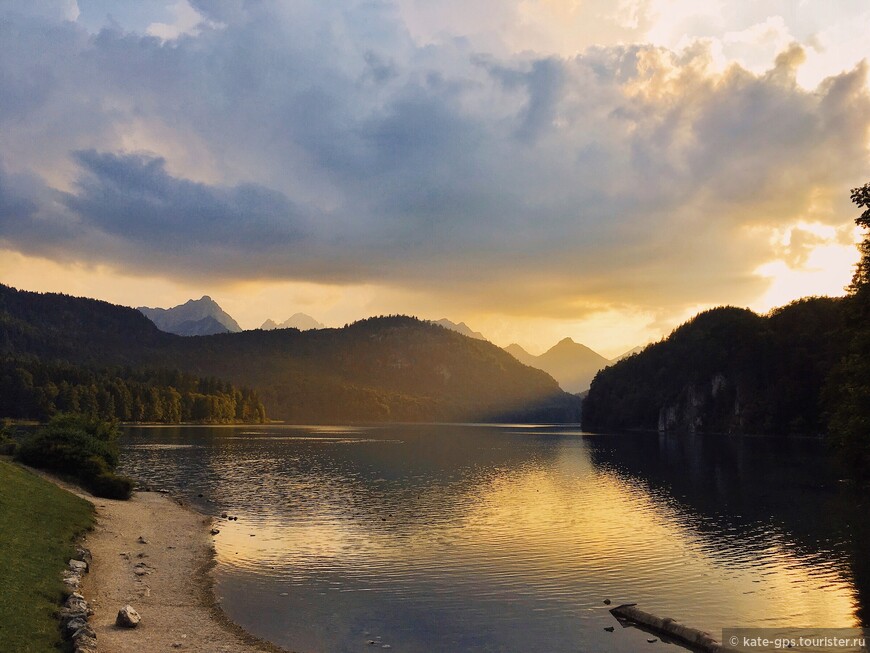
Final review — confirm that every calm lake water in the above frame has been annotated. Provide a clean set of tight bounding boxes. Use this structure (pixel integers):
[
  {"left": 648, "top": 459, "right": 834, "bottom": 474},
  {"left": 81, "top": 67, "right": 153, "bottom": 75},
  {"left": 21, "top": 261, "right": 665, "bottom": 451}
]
[{"left": 119, "top": 425, "right": 869, "bottom": 653}]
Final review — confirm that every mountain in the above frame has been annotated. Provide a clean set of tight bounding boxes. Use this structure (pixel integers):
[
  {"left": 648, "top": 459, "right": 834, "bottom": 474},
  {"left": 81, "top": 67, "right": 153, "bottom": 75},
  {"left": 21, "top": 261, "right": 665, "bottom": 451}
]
[
  {"left": 261, "top": 313, "right": 324, "bottom": 331},
  {"left": 582, "top": 300, "right": 849, "bottom": 435},
  {"left": 0, "top": 284, "right": 580, "bottom": 424},
  {"left": 138, "top": 296, "right": 242, "bottom": 336},
  {"left": 615, "top": 345, "right": 645, "bottom": 360},
  {"left": 433, "top": 319, "right": 487, "bottom": 340},
  {"left": 503, "top": 338, "right": 611, "bottom": 394},
  {"left": 172, "top": 316, "right": 234, "bottom": 336},
  {"left": 504, "top": 343, "right": 537, "bottom": 367}
]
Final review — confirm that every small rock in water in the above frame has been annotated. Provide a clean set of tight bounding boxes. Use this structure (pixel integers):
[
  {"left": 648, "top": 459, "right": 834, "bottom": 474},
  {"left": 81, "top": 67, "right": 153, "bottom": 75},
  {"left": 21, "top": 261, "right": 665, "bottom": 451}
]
[
  {"left": 367, "top": 641, "right": 376, "bottom": 646},
  {"left": 604, "top": 626, "right": 614, "bottom": 632},
  {"left": 603, "top": 599, "right": 611, "bottom": 605},
  {"left": 279, "top": 592, "right": 289, "bottom": 597},
  {"left": 210, "top": 528, "right": 221, "bottom": 535},
  {"left": 647, "top": 638, "right": 658, "bottom": 643},
  {"left": 116, "top": 605, "right": 141, "bottom": 628},
  {"left": 221, "top": 512, "right": 228, "bottom": 518}
]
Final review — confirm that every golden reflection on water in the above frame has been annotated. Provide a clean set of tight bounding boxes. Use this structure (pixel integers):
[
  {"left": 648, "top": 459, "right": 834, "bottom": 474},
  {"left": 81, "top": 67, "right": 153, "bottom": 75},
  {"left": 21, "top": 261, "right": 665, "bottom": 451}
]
[{"left": 214, "top": 436, "right": 860, "bottom": 636}]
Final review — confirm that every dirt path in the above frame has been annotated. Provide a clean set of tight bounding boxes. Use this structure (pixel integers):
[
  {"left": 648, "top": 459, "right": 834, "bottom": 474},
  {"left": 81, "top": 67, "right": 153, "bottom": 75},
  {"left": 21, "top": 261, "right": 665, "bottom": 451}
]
[{"left": 75, "top": 489, "right": 289, "bottom": 653}]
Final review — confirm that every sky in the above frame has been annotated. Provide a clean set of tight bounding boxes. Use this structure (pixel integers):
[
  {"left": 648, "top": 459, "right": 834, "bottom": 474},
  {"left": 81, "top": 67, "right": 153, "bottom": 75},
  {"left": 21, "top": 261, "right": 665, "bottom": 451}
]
[{"left": 0, "top": 1, "right": 868, "bottom": 357}]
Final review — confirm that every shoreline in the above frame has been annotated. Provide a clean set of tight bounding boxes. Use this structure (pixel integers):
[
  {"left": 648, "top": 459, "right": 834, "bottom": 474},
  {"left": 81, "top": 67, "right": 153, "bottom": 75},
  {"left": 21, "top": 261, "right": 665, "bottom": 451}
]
[{"left": 38, "top": 471, "right": 290, "bottom": 653}]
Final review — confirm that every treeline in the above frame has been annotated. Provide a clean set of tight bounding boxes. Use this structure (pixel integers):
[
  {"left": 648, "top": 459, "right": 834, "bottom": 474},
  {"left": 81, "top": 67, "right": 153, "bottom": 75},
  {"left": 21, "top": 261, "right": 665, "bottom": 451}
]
[{"left": 0, "top": 359, "right": 266, "bottom": 424}]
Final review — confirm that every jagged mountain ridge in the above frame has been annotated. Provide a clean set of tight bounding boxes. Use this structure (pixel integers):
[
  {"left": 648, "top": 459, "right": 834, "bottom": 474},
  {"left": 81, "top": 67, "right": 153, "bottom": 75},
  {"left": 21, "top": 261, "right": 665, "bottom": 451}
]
[
  {"left": 432, "top": 319, "right": 487, "bottom": 340},
  {"left": 138, "top": 296, "right": 242, "bottom": 336}
]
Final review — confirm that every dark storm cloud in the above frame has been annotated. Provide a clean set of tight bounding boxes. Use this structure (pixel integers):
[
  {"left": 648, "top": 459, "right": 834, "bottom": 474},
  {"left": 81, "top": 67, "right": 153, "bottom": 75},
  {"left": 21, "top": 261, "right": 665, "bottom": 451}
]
[
  {"left": 0, "top": 0, "right": 868, "bottom": 313},
  {"left": 65, "top": 150, "right": 310, "bottom": 252}
]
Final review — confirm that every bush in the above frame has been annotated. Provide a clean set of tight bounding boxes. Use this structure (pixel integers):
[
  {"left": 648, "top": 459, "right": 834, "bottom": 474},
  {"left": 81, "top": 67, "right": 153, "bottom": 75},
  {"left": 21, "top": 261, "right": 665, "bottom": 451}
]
[
  {"left": 0, "top": 421, "right": 17, "bottom": 455},
  {"left": 87, "top": 471, "right": 134, "bottom": 500},
  {"left": 16, "top": 414, "right": 134, "bottom": 500}
]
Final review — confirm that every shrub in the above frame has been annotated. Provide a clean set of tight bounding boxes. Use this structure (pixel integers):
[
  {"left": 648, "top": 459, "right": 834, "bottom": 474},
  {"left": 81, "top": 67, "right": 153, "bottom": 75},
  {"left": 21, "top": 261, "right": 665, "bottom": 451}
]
[
  {"left": 0, "top": 424, "right": 17, "bottom": 456},
  {"left": 87, "top": 471, "right": 134, "bottom": 500},
  {"left": 16, "top": 414, "right": 134, "bottom": 500}
]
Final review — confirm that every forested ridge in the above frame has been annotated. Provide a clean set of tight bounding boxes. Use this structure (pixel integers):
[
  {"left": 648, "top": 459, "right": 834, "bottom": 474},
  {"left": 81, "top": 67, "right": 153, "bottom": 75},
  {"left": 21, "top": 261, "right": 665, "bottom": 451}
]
[
  {"left": 582, "top": 298, "right": 847, "bottom": 435},
  {"left": 583, "top": 182, "right": 870, "bottom": 474},
  {"left": 0, "top": 285, "right": 580, "bottom": 423}
]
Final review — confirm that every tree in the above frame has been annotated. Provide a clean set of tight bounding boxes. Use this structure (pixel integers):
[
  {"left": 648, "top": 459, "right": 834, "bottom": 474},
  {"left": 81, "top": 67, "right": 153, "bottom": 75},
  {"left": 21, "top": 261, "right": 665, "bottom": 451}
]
[
  {"left": 827, "top": 182, "right": 870, "bottom": 477},
  {"left": 849, "top": 182, "right": 870, "bottom": 294}
]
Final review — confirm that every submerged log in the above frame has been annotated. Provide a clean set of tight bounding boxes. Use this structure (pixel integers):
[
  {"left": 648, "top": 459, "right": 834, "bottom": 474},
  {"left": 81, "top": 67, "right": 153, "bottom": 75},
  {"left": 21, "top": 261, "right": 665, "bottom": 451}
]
[{"left": 609, "top": 604, "right": 737, "bottom": 652}]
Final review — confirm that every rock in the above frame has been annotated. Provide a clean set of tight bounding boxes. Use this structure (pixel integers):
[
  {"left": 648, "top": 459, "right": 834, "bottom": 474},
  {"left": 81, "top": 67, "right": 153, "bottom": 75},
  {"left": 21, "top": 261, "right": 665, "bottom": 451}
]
[
  {"left": 116, "top": 605, "right": 141, "bottom": 628},
  {"left": 75, "top": 547, "right": 93, "bottom": 564},
  {"left": 72, "top": 624, "right": 97, "bottom": 641},
  {"left": 648, "top": 638, "right": 658, "bottom": 643},
  {"left": 221, "top": 512, "right": 228, "bottom": 518},
  {"left": 62, "top": 570, "right": 82, "bottom": 591},
  {"left": 137, "top": 536, "right": 148, "bottom": 544},
  {"left": 63, "top": 617, "right": 88, "bottom": 636},
  {"left": 69, "top": 559, "right": 89, "bottom": 573},
  {"left": 210, "top": 528, "right": 221, "bottom": 535},
  {"left": 604, "top": 626, "right": 615, "bottom": 632},
  {"left": 74, "top": 634, "right": 98, "bottom": 652},
  {"left": 603, "top": 598, "right": 611, "bottom": 605}
]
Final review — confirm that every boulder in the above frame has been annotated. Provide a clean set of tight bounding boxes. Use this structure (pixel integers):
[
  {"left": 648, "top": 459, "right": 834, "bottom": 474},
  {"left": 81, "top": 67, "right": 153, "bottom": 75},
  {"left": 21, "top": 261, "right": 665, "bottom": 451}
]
[
  {"left": 74, "top": 634, "right": 98, "bottom": 653},
  {"left": 69, "top": 559, "right": 89, "bottom": 573},
  {"left": 75, "top": 547, "right": 93, "bottom": 564},
  {"left": 116, "top": 605, "right": 141, "bottom": 628}
]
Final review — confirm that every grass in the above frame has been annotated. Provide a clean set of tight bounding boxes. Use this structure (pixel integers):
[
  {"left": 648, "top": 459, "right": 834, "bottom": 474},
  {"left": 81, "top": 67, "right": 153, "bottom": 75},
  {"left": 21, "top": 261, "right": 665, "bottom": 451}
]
[{"left": 0, "top": 459, "right": 93, "bottom": 652}]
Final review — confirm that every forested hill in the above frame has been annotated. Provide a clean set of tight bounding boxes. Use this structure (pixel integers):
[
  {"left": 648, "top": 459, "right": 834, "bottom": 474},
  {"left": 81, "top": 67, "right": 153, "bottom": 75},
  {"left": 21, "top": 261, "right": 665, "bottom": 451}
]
[
  {"left": 0, "top": 284, "right": 580, "bottom": 423},
  {"left": 581, "top": 298, "right": 848, "bottom": 435}
]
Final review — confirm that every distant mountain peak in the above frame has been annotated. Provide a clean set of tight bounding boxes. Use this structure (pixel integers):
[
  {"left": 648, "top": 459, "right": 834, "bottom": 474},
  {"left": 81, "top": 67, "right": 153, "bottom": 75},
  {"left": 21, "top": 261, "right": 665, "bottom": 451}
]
[
  {"left": 261, "top": 313, "right": 324, "bottom": 331},
  {"left": 432, "top": 319, "right": 487, "bottom": 341},
  {"left": 138, "top": 296, "right": 242, "bottom": 336},
  {"left": 503, "top": 336, "right": 610, "bottom": 394}
]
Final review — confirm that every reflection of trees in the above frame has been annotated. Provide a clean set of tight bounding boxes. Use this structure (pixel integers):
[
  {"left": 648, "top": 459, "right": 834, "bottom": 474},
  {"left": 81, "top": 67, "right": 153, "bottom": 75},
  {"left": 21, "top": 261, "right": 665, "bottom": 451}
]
[{"left": 586, "top": 433, "right": 870, "bottom": 626}]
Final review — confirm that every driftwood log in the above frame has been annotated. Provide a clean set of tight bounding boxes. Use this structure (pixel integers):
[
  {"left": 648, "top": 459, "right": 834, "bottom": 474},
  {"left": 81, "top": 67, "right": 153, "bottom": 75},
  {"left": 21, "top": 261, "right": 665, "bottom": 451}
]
[{"left": 609, "top": 603, "right": 739, "bottom": 652}]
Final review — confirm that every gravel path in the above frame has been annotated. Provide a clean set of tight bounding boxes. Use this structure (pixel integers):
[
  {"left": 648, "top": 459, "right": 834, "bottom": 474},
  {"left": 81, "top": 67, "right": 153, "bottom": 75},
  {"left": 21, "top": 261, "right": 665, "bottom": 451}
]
[{"left": 75, "top": 490, "right": 290, "bottom": 653}]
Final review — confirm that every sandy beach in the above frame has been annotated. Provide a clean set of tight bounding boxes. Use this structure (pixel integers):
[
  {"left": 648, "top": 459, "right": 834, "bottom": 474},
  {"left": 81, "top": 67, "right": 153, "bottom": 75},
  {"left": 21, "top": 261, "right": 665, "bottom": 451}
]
[{"left": 43, "top": 473, "right": 289, "bottom": 653}]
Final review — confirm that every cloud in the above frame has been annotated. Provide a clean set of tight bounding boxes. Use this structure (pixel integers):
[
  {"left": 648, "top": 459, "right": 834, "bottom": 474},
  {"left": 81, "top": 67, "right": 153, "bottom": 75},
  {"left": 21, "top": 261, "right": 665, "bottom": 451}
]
[{"left": 0, "top": 1, "right": 868, "bottom": 321}]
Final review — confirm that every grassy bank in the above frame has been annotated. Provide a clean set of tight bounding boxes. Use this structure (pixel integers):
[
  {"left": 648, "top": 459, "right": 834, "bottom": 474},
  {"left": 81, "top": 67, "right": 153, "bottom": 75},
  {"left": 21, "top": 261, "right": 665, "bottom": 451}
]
[{"left": 0, "top": 459, "right": 93, "bottom": 652}]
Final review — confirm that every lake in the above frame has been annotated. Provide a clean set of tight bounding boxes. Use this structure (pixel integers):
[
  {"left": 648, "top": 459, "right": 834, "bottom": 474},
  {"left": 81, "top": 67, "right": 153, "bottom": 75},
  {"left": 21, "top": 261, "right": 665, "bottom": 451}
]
[{"left": 119, "top": 424, "right": 869, "bottom": 652}]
